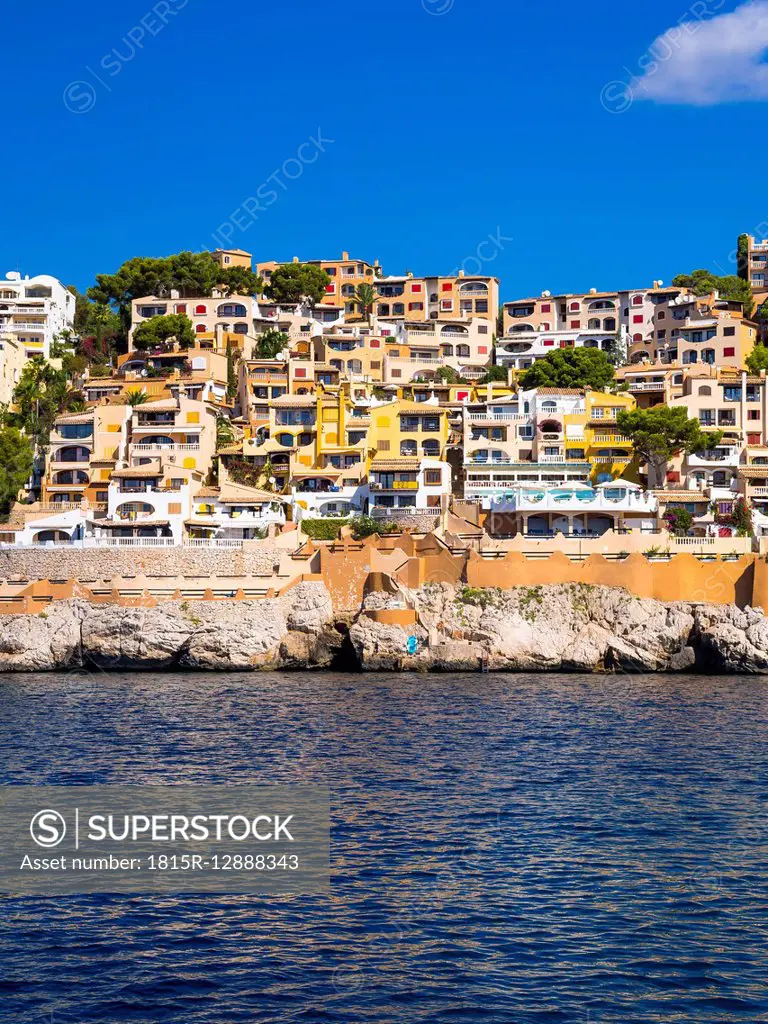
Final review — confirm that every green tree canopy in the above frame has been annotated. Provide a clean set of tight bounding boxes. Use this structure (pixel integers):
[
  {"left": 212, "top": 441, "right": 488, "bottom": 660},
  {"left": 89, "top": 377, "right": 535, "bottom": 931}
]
[
  {"left": 264, "top": 263, "right": 331, "bottom": 306},
  {"left": 0, "top": 427, "right": 34, "bottom": 518},
  {"left": 125, "top": 389, "right": 148, "bottom": 406},
  {"left": 672, "top": 269, "right": 753, "bottom": 315},
  {"left": 737, "top": 233, "right": 750, "bottom": 281},
  {"left": 519, "top": 348, "right": 615, "bottom": 391},
  {"left": 255, "top": 327, "right": 289, "bottom": 359},
  {"left": 746, "top": 342, "right": 768, "bottom": 375},
  {"left": 132, "top": 314, "right": 195, "bottom": 351},
  {"left": 616, "top": 405, "right": 722, "bottom": 487},
  {"left": 88, "top": 252, "right": 263, "bottom": 336},
  {"left": 10, "top": 361, "right": 80, "bottom": 448},
  {"left": 435, "top": 366, "right": 466, "bottom": 384},
  {"left": 479, "top": 365, "right": 509, "bottom": 384}
]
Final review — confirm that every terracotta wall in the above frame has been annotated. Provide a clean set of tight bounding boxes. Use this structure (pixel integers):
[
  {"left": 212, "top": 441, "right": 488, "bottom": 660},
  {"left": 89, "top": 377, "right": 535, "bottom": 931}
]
[{"left": 465, "top": 550, "right": 758, "bottom": 607}]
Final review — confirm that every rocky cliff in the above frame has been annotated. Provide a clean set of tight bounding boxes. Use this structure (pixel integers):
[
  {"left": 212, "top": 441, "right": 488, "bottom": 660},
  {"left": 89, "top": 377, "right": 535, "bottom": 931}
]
[
  {"left": 350, "top": 582, "right": 768, "bottom": 675},
  {"left": 1, "top": 580, "right": 768, "bottom": 673}
]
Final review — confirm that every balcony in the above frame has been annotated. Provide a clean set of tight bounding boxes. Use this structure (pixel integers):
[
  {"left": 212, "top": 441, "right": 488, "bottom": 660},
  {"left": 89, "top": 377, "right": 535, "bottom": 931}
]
[
  {"left": 627, "top": 381, "right": 665, "bottom": 392},
  {"left": 131, "top": 443, "right": 200, "bottom": 453},
  {"left": 370, "top": 480, "right": 419, "bottom": 491},
  {"left": 467, "top": 412, "right": 526, "bottom": 422},
  {"left": 589, "top": 454, "right": 633, "bottom": 464},
  {"left": 592, "top": 434, "right": 631, "bottom": 444}
]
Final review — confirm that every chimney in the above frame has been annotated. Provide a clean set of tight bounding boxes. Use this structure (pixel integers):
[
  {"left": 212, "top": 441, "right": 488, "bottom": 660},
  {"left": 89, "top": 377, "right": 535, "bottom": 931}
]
[
  {"left": 458, "top": 270, "right": 465, "bottom": 278},
  {"left": 374, "top": 259, "right": 379, "bottom": 268},
  {"left": 653, "top": 279, "right": 664, "bottom": 289},
  {"left": 589, "top": 287, "right": 597, "bottom": 294},
  {"left": 292, "top": 256, "right": 299, "bottom": 263},
  {"left": 342, "top": 251, "right": 349, "bottom": 260}
]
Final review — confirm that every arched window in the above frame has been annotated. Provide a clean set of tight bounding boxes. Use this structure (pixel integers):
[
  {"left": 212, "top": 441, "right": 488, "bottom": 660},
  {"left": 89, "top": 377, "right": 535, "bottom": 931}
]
[
  {"left": 422, "top": 439, "right": 440, "bottom": 457},
  {"left": 699, "top": 385, "right": 712, "bottom": 396},
  {"left": 570, "top": 301, "right": 580, "bottom": 311},
  {"left": 633, "top": 333, "right": 643, "bottom": 342},
  {"left": 392, "top": 303, "right": 405, "bottom": 315},
  {"left": 194, "top": 304, "right": 207, "bottom": 314},
  {"left": 400, "top": 439, "right": 417, "bottom": 456},
  {"left": 604, "top": 318, "right": 616, "bottom": 331},
  {"left": 195, "top": 323, "right": 207, "bottom": 333},
  {"left": 588, "top": 319, "right": 600, "bottom": 330},
  {"left": 234, "top": 323, "right": 249, "bottom": 334},
  {"left": 632, "top": 295, "right": 643, "bottom": 305},
  {"left": 378, "top": 303, "right": 390, "bottom": 316},
  {"left": 441, "top": 344, "right": 454, "bottom": 356},
  {"left": 456, "top": 344, "right": 470, "bottom": 357}
]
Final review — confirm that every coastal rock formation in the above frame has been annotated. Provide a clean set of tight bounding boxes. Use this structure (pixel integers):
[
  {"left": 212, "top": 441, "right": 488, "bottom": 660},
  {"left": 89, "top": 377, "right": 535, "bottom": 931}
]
[
  {"left": 349, "top": 582, "right": 768, "bottom": 674},
  {"left": 1, "top": 580, "right": 768, "bottom": 673},
  {"left": 0, "top": 582, "right": 339, "bottom": 673}
]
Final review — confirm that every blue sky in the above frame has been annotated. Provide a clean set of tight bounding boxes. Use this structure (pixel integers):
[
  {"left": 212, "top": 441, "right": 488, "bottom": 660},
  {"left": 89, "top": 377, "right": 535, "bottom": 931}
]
[{"left": 1, "top": 0, "right": 765, "bottom": 300}]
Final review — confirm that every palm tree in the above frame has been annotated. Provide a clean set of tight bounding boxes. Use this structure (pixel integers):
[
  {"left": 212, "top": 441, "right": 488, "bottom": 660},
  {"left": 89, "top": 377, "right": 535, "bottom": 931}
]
[
  {"left": 348, "top": 283, "right": 377, "bottom": 323},
  {"left": 126, "top": 389, "right": 148, "bottom": 406},
  {"left": 216, "top": 415, "right": 235, "bottom": 448}
]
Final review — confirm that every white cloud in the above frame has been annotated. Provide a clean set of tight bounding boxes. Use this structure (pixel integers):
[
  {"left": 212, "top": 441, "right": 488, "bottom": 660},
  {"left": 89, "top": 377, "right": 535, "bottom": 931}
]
[{"left": 636, "top": 0, "right": 768, "bottom": 104}]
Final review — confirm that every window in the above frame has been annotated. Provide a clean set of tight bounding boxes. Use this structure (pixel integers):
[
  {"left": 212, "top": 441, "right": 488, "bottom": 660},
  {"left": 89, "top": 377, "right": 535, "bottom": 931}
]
[
  {"left": 408, "top": 302, "right": 423, "bottom": 311},
  {"left": 478, "top": 346, "right": 488, "bottom": 355},
  {"left": 391, "top": 369, "right": 401, "bottom": 379},
  {"left": 294, "top": 368, "right": 307, "bottom": 378},
  {"left": 657, "top": 311, "right": 666, "bottom": 319},
  {"left": 724, "top": 326, "right": 736, "bottom": 336},
  {"left": 749, "top": 410, "right": 761, "bottom": 420},
  {"left": 369, "top": 339, "right": 380, "bottom": 348},
  {"left": 377, "top": 440, "right": 390, "bottom": 451},
  {"left": 541, "top": 303, "right": 551, "bottom": 313},
  {"left": 442, "top": 283, "right": 452, "bottom": 292},
  {"left": 379, "top": 304, "right": 390, "bottom": 316},
  {"left": 393, "top": 303, "right": 404, "bottom": 315},
  {"left": 195, "top": 323, "right": 207, "bottom": 333},
  {"left": 543, "top": 339, "right": 554, "bottom": 347},
  {"left": 633, "top": 333, "right": 643, "bottom": 342},
  {"left": 441, "top": 300, "right": 454, "bottom": 312},
  {"left": 570, "top": 302, "right": 580, "bottom": 311},
  {"left": 194, "top": 304, "right": 207, "bottom": 314},
  {"left": 570, "top": 321, "right": 580, "bottom": 329},
  {"left": 632, "top": 295, "right": 643, "bottom": 305},
  {"left": 424, "top": 470, "right": 441, "bottom": 484},
  {"left": 326, "top": 268, "right": 336, "bottom": 275},
  {"left": 724, "top": 347, "right": 736, "bottom": 357},
  {"left": 633, "top": 314, "right": 643, "bottom": 324},
  {"left": 478, "top": 325, "right": 488, "bottom": 334},
  {"left": 326, "top": 284, "right": 335, "bottom": 294},
  {"left": 475, "top": 301, "right": 488, "bottom": 313},
  {"left": 175, "top": 304, "right": 187, "bottom": 314},
  {"left": 411, "top": 283, "right": 422, "bottom": 293}
]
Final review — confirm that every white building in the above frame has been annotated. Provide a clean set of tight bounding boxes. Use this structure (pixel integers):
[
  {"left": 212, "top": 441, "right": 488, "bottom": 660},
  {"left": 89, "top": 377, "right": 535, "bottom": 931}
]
[{"left": 0, "top": 272, "right": 76, "bottom": 359}]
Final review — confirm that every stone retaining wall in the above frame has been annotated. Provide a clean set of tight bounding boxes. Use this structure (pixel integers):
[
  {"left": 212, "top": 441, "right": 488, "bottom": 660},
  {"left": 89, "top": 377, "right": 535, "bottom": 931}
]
[{"left": 0, "top": 546, "right": 282, "bottom": 581}]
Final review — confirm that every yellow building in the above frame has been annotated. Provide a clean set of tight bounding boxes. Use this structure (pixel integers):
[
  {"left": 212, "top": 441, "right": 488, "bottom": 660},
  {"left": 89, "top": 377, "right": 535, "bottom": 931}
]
[
  {"left": 43, "top": 404, "right": 130, "bottom": 509},
  {"left": 563, "top": 390, "right": 637, "bottom": 483}
]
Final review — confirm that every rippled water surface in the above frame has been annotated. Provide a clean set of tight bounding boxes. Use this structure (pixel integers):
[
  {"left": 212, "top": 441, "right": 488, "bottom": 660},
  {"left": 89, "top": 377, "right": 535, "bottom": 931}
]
[{"left": 1, "top": 671, "right": 767, "bottom": 1023}]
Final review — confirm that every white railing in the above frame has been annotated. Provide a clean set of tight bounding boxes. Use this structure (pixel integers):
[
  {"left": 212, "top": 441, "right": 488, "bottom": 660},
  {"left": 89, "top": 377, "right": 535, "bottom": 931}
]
[
  {"left": 466, "top": 412, "right": 526, "bottom": 422},
  {"left": 183, "top": 538, "right": 245, "bottom": 548},
  {"left": 592, "top": 434, "right": 630, "bottom": 444},
  {"left": 750, "top": 486, "right": 768, "bottom": 496},
  {"left": 81, "top": 537, "right": 177, "bottom": 547},
  {"left": 589, "top": 454, "right": 633, "bottom": 463},
  {"left": 8, "top": 321, "right": 47, "bottom": 331},
  {"left": 371, "top": 506, "right": 442, "bottom": 518},
  {"left": 131, "top": 443, "right": 201, "bottom": 452},
  {"left": 627, "top": 381, "right": 666, "bottom": 391}
]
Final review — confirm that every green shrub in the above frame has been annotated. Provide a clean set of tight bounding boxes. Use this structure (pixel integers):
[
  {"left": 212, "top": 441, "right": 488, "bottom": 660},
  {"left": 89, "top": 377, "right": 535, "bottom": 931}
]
[
  {"left": 457, "top": 586, "right": 498, "bottom": 609},
  {"left": 301, "top": 518, "right": 349, "bottom": 540},
  {"left": 350, "top": 515, "right": 399, "bottom": 539}
]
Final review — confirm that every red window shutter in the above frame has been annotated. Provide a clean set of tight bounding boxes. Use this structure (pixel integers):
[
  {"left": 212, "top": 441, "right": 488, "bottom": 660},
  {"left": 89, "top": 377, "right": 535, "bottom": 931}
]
[
  {"left": 570, "top": 321, "right": 580, "bottom": 329},
  {"left": 633, "top": 295, "right": 643, "bottom": 305},
  {"left": 369, "top": 339, "right": 380, "bottom": 348},
  {"left": 541, "top": 303, "right": 551, "bottom": 313},
  {"left": 411, "top": 283, "right": 422, "bottom": 293},
  {"left": 748, "top": 432, "right": 761, "bottom": 444},
  {"left": 175, "top": 304, "right": 187, "bottom": 314},
  {"left": 724, "top": 347, "right": 735, "bottom": 356},
  {"left": 442, "top": 283, "right": 452, "bottom": 292},
  {"left": 667, "top": 471, "right": 680, "bottom": 482},
  {"left": 543, "top": 339, "right": 554, "bottom": 346},
  {"left": 633, "top": 314, "right": 643, "bottom": 323},
  {"left": 325, "top": 284, "right": 335, "bottom": 293},
  {"left": 195, "top": 304, "right": 207, "bottom": 314},
  {"left": 570, "top": 302, "right": 580, "bottom": 311},
  {"left": 294, "top": 368, "right": 307, "bottom": 378},
  {"left": 478, "top": 345, "right": 487, "bottom": 354}
]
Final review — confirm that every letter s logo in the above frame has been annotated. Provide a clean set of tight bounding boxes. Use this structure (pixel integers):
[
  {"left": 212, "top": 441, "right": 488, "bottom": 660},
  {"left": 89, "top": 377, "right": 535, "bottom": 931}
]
[{"left": 30, "top": 809, "right": 67, "bottom": 848}]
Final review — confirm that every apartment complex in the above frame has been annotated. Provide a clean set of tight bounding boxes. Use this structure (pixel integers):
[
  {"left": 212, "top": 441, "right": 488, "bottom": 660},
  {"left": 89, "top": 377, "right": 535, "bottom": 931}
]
[
  {"left": 255, "top": 251, "right": 499, "bottom": 327},
  {"left": 0, "top": 271, "right": 75, "bottom": 359},
  {"left": 500, "top": 283, "right": 756, "bottom": 372}
]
